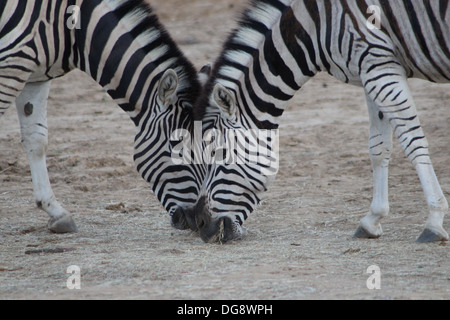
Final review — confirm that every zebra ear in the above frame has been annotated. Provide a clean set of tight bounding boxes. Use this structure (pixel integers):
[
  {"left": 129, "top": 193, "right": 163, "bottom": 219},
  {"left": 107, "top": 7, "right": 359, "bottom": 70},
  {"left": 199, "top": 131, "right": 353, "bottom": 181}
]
[
  {"left": 158, "top": 69, "right": 179, "bottom": 107},
  {"left": 213, "top": 83, "right": 236, "bottom": 118}
]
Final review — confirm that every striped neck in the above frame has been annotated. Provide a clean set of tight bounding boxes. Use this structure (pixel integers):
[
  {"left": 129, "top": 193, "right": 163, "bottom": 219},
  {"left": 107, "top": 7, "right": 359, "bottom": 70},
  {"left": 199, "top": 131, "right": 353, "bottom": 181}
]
[
  {"left": 69, "top": 0, "right": 200, "bottom": 125},
  {"left": 195, "top": 0, "right": 320, "bottom": 129}
]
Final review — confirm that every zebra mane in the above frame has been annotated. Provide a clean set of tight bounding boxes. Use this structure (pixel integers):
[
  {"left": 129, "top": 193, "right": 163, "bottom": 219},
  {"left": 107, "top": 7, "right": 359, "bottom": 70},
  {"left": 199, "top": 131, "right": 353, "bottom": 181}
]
[
  {"left": 103, "top": 0, "right": 201, "bottom": 109},
  {"left": 193, "top": 0, "right": 284, "bottom": 128}
]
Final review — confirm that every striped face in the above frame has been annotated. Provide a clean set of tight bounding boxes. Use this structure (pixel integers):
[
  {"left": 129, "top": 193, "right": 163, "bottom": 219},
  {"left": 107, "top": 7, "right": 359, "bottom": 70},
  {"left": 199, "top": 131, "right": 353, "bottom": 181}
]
[
  {"left": 133, "top": 69, "right": 206, "bottom": 218},
  {"left": 190, "top": 84, "right": 279, "bottom": 243}
]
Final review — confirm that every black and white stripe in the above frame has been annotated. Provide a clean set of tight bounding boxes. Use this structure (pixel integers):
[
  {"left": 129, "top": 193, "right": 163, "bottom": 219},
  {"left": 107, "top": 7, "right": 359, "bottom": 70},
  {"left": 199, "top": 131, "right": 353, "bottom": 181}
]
[
  {"left": 193, "top": 0, "right": 449, "bottom": 243},
  {"left": 0, "top": 0, "right": 204, "bottom": 232}
]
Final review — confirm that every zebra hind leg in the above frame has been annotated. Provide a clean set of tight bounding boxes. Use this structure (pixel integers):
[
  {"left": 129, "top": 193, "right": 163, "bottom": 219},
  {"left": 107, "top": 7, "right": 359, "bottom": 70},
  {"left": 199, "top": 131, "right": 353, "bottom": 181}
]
[
  {"left": 354, "top": 94, "right": 393, "bottom": 239},
  {"left": 16, "top": 81, "right": 78, "bottom": 233},
  {"left": 361, "top": 71, "right": 448, "bottom": 242}
]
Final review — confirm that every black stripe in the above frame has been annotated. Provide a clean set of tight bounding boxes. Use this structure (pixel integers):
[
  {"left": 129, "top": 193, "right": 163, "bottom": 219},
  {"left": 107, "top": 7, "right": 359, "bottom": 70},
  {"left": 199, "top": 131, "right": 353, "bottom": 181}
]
[
  {"left": 279, "top": 7, "right": 316, "bottom": 79},
  {"left": 211, "top": 197, "right": 255, "bottom": 212},
  {"left": 0, "top": 1, "right": 7, "bottom": 20},
  {"left": 264, "top": 30, "right": 301, "bottom": 91},
  {"left": 366, "top": 60, "right": 401, "bottom": 74},
  {"left": 363, "top": 73, "right": 401, "bottom": 88},
  {"left": 0, "top": 65, "right": 32, "bottom": 73},
  {"left": 406, "top": 144, "right": 427, "bottom": 158},
  {"left": 98, "top": 34, "right": 131, "bottom": 87},
  {"left": 52, "top": 1, "right": 63, "bottom": 68},
  {"left": 338, "top": 6, "right": 347, "bottom": 56},
  {"left": 373, "top": 81, "right": 398, "bottom": 101},
  {"left": 398, "top": 125, "right": 421, "bottom": 139},
  {"left": 439, "top": 0, "right": 449, "bottom": 21},
  {"left": 38, "top": 22, "right": 50, "bottom": 70},
  {"left": 346, "top": 31, "right": 354, "bottom": 69},
  {"left": 89, "top": 12, "right": 115, "bottom": 80},
  {"left": 0, "top": 74, "right": 27, "bottom": 83},
  {"left": 212, "top": 189, "right": 257, "bottom": 204},
  {"left": 77, "top": 1, "right": 101, "bottom": 71},
  {"left": 62, "top": 0, "right": 79, "bottom": 70},
  {"left": 155, "top": 166, "right": 197, "bottom": 200},
  {"left": 304, "top": 0, "right": 330, "bottom": 72},
  {"left": 323, "top": 1, "right": 348, "bottom": 82}
]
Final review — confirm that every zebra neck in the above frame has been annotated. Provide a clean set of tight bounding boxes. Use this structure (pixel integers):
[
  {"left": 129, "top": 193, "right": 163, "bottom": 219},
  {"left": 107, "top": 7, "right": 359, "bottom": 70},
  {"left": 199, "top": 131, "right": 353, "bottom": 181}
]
[
  {"left": 201, "top": 1, "right": 322, "bottom": 129},
  {"left": 70, "top": 0, "right": 197, "bottom": 123}
]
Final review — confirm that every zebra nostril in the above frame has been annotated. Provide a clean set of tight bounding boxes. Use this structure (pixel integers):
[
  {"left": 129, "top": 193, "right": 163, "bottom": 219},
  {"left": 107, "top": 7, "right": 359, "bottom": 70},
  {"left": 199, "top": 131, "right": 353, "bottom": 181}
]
[{"left": 197, "top": 217, "right": 206, "bottom": 229}]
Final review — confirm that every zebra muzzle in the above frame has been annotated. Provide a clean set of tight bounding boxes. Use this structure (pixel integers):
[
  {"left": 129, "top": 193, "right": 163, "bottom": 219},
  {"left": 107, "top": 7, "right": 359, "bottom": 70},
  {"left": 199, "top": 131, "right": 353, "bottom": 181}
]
[
  {"left": 172, "top": 197, "right": 244, "bottom": 244},
  {"left": 170, "top": 206, "right": 198, "bottom": 231}
]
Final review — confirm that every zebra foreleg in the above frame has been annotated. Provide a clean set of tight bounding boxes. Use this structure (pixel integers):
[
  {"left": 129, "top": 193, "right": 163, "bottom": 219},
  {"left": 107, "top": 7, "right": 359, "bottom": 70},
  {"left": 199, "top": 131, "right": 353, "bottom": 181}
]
[
  {"left": 16, "top": 81, "right": 77, "bottom": 233},
  {"left": 361, "top": 72, "right": 448, "bottom": 242},
  {"left": 354, "top": 94, "right": 393, "bottom": 239}
]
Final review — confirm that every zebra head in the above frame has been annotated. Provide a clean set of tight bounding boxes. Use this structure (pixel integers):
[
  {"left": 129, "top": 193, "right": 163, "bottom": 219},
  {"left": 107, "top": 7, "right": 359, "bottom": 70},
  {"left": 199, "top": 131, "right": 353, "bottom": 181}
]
[
  {"left": 133, "top": 64, "right": 211, "bottom": 221},
  {"left": 188, "top": 82, "right": 279, "bottom": 243}
]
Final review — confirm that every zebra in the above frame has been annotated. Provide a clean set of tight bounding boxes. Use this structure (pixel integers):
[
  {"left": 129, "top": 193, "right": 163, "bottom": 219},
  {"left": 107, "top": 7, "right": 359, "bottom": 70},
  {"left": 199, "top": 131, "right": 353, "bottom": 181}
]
[
  {"left": 0, "top": 0, "right": 206, "bottom": 233},
  {"left": 188, "top": 0, "right": 449, "bottom": 243}
]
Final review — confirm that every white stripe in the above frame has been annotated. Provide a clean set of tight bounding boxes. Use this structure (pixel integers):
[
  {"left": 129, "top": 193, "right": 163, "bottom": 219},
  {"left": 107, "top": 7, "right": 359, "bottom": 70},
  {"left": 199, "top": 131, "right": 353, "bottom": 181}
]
[
  {"left": 234, "top": 27, "right": 266, "bottom": 49},
  {"left": 247, "top": 2, "right": 282, "bottom": 29}
]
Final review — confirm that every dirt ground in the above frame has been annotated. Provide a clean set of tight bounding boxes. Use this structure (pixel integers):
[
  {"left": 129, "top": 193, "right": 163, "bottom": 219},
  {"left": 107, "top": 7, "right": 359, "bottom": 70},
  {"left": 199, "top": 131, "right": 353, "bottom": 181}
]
[{"left": 1, "top": 0, "right": 449, "bottom": 300}]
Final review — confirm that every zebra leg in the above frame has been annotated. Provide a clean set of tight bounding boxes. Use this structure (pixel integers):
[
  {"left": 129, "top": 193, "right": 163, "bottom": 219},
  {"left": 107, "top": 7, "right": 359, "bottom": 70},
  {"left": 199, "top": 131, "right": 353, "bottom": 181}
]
[
  {"left": 354, "top": 94, "right": 393, "bottom": 239},
  {"left": 415, "top": 165, "right": 449, "bottom": 243},
  {"left": 362, "top": 72, "right": 448, "bottom": 242},
  {"left": 16, "top": 81, "right": 78, "bottom": 233}
]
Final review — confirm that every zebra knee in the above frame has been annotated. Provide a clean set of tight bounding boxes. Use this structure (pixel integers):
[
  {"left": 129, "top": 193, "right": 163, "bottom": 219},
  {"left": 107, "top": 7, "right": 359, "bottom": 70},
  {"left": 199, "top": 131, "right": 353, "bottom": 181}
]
[
  {"left": 370, "top": 149, "right": 390, "bottom": 168},
  {"left": 17, "top": 103, "right": 48, "bottom": 157},
  {"left": 369, "top": 138, "right": 391, "bottom": 168}
]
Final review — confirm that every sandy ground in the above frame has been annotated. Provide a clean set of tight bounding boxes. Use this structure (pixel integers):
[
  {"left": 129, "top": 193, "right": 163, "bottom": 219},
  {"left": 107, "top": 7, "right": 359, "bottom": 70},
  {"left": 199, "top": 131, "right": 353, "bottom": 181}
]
[{"left": 0, "top": 0, "right": 449, "bottom": 300}]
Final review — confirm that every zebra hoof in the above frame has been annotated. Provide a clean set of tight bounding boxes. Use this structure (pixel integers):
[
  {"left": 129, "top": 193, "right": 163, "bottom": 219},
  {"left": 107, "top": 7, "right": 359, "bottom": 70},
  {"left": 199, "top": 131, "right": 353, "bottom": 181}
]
[
  {"left": 416, "top": 227, "right": 449, "bottom": 243},
  {"left": 48, "top": 215, "right": 78, "bottom": 233},
  {"left": 353, "top": 225, "right": 382, "bottom": 239}
]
